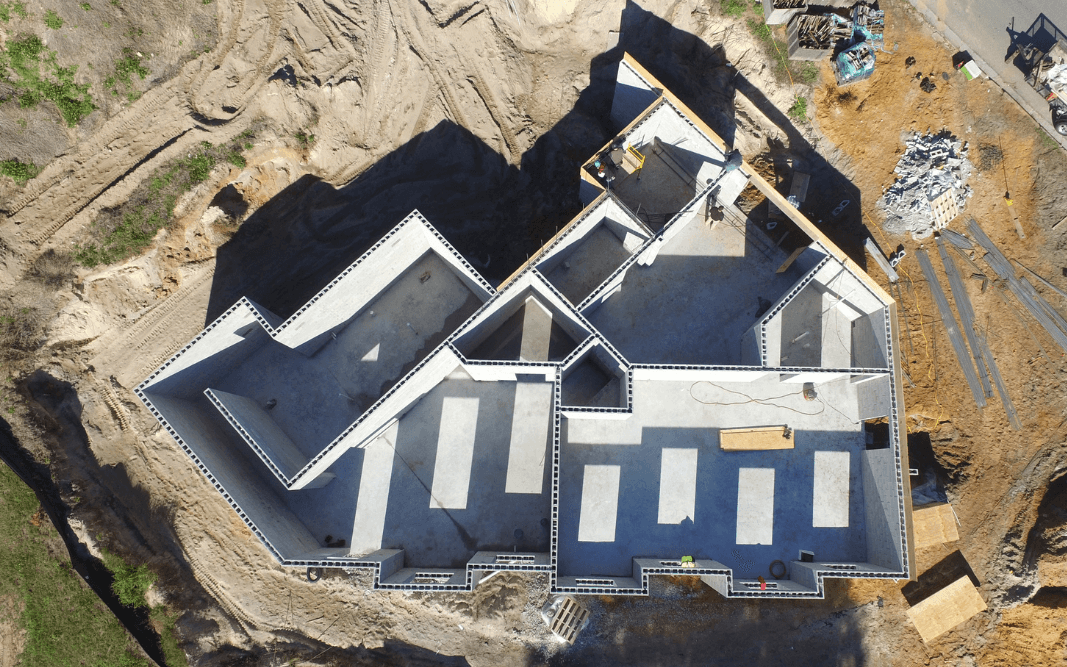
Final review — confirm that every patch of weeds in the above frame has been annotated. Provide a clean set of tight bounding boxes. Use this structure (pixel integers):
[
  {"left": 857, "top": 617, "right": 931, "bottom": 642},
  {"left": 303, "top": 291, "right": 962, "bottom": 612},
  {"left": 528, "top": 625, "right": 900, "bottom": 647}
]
[
  {"left": 0, "top": 305, "right": 43, "bottom": 351},
  {"left": 151, "top": 606, "right": 189, "bottom": 667},
  {"left": 80, "top": 2, "right": 91, "bottom": 9},
  {"left": 106, "top": 48, "right": 149, "bottom": 99},
  {"left": 788, "top": 95, "right": 808, "bottom": 121},
  {"left": 0, "top": 4, "right": 9, "bottom": 22},
  {"left": 12, "top": 1, "right": 26, "bottom": 18},
  {"left": 30, "top": 249, "right": 74, "bottom": 287},
  {"left": 101, "top": 550, "right": 156, "bottom": 607},
  {"left": 720, "top": 0, "right": 747, "bottom": 18},
  {"left": 1038, "top": 126, "right": 1058, "bottom": 150},
  {"left": 102, "top": 19, "right": 109, "bottom": 27},
  {"left": 0, "top": 34, "right": 96, "bottom": 126},
  {"left": 747, "top": 17, "right": 771, "bottom": 42},
  {"left": 294, "top": 129, "right": 315, "bottom": 147},
  {"left": 17, "top": 118, "right": 26, "bottom": 128},
  {"left": 0, "top": 463, "right": 153, "bottom": 667},
  {"left": 43, "top": 8, "right": 61, "bottom": 29},
  {"left": 125, "top": 25, "right": 143, "bottom": 40},
  {"left": 75, "top": 137, "right": 250, "bottom": 266},
  {"left": 798, "top": 61, "right": 819, "bottom": 84},
  {"left": 226, "top": 151, "right": 246, "bottom": 168},
  {"left": 0, "top": 158, "right": 38, "bottom": 184}
]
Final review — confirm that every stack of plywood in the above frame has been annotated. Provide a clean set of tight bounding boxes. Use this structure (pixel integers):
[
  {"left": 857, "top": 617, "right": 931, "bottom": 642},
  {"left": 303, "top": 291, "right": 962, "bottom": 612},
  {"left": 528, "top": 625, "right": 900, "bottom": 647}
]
[
  {"left": 906, "top": 576, "right": 987, "bottom": 642},
  {"left": 912, "top": 502, "right": 960, "bottom": 549},
  {"left": 720, "top": 426, "right": 794, "bottom": 451}
]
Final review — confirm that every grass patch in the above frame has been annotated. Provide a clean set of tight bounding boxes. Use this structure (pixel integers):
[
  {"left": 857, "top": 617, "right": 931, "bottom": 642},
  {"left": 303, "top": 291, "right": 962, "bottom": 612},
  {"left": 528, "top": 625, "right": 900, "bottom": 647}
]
[
  {"left": 104, "top": 48, "right": 149, "bottom": 98},
  {"left": 43, "top": 8, "right": 61, "bottom": 29},
  {"left": 101, "top": 551, "right": 156, "bottom": 608},
  {"left": 150, "top": 606, "right": 188, "bottom": 667},
  {"left": 788, "top": 95, "right": 808, "bottom": 121},
  {"left": 1038, "top": 126, "right": 1058, "bottom": 150},
  {"left": 0, "top": 34, "right": 96, "bottom": 126},
  {"left": 294, "top": 129, "right": 315, "bottom": 147},
  {"left": 80, "top": 2, "right": 91, "bottom": 9},
  {"left": 0, "top": 461, "right": 152, "bottom": 667},
  {"left": 0, "top": 158, "right": 39, "bottom": 184},
  {"left": 0, "top": 1, "right": 29, "bottom": 21},
  {"left": 75, "top": 134, "right": 253, "bottom": 267},
  {"left": 720, "top": 0, "right": 747, "bottom": 17}
]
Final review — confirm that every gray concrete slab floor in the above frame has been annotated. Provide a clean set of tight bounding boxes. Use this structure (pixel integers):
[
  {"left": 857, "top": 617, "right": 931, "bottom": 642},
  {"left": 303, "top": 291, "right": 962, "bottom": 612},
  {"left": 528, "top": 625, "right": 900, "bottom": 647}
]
[
  {"left": 557, "top": 376, "right": 867, "bottom": 578},
  {"left": 586, "top": 216, "right": 804, "bottom": 365},
  {"left": 284, "top": 377, "right": 554, "bottom": 567}
]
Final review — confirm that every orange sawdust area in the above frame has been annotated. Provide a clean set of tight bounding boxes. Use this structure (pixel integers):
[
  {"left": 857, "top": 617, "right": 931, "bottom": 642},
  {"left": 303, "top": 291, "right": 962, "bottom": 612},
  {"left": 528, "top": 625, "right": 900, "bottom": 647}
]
[{"left": 806, "top": 0, "right": 1067, "bottom": 663}]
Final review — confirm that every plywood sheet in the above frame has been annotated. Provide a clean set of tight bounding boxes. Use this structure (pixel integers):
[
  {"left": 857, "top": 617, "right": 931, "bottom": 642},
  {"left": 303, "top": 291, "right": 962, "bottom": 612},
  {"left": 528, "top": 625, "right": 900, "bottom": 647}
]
[
  {"left": 906, "top": 576, "right": 987, "bottom": 643},
  {"left": 720, "top": 426, "right": 794, "bottom": 451},
  {"left": 912, "top": 503, "right": 960, "bottom": 548}
]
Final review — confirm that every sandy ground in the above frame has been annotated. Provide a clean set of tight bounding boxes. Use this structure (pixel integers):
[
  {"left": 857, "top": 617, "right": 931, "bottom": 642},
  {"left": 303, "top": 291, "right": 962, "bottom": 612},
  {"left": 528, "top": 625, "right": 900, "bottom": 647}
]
[{"left": 1, "top": 0, "right": 1067, "bottom": 664}]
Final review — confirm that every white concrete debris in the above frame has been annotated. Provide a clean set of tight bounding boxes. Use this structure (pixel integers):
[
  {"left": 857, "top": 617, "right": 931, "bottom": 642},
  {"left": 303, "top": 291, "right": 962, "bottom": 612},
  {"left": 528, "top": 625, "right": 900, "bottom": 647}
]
[{"left": 877, "top": 131, "right": 973, "bottom": 239}]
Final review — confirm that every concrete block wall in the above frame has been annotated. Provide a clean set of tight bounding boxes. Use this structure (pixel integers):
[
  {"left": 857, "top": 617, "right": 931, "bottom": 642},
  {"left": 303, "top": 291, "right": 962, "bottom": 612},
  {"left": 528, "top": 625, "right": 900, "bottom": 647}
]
[
  {"left": 861, "top": 448, "right": 905, "bottom": 571},
  {"left": 462, "top": 360, "right": 558, "bottom": 383},
  {"left": 535, "top": 196, "right": 649, "bottom": 277},
  {"left": 856, "top": 374, "right": 892, "bottom": 420},
  {"left": 294, "top": 345, "right": 463, "bottom": 488},
  {"left": 610, "top": 59, "right": 661, "bottom": 130},
  {"left": 142, "top": 392, "right": 322, "bottom": 560},
  {"left": 205, "top": 388, "right": 309, "bottom": 483}
]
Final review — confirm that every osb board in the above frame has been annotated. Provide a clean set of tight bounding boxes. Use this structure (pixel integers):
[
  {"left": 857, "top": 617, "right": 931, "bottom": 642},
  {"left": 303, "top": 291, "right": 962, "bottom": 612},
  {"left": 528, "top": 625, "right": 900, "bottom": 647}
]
[
  {"left": 720, "top": 426, "right": 794, "bottom": 451},
  {"left": 906, "top": 576, "right": 987, "bottom": 643},
  {"left": 912, "top": 503, "right": 959, "bottom": 548}
]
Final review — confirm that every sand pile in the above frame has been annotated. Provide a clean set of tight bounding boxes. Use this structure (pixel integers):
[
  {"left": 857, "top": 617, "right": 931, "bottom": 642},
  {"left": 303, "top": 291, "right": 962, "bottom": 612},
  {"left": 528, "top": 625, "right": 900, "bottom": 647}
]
[{"left": 878, "top": 131, "right": 973, "bottom": 238}]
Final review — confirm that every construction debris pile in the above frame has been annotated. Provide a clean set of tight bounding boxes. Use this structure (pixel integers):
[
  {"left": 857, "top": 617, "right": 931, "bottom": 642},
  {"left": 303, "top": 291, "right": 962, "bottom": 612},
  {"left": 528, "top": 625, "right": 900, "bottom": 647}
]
[{"left": 878, "top": 132, "right": 974, "bottom": 239}]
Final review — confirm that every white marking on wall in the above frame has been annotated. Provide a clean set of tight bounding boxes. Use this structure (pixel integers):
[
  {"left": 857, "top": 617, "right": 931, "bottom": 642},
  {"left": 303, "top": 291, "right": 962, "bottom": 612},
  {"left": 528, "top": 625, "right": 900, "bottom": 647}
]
[
  {"left": 736, "top": 468, "right": 775, "bottom": 545},
  {"left": 350, "top": 422, "right": 397, "bottom": 553},
  {"left": 505, "top": 382, "right": 553, "bottom": 494},
  {"left": 430, "top": 396, "right": 479, "bottom": 509},
  {"left": 658, "top": 448, "right": 698, "bottom": 524},
  {"left": 578, "top": 465, "right": 621, "bottom": 542},
  {"left": 813, "top": 451, "right": 850, "bottom": 527}
]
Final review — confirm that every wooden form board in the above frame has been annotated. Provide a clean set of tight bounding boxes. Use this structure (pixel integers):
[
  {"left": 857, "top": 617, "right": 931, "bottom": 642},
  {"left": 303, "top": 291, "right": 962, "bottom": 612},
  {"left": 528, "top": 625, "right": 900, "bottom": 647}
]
[
  {"left": 906, "top": 576, "right": 987, "bottom": 643},
  {"left": 912, "top": 503, "right": 959, "bottom": 549},
  {"left": 720, "top": 426, "right": 794, "bottom": 451}
]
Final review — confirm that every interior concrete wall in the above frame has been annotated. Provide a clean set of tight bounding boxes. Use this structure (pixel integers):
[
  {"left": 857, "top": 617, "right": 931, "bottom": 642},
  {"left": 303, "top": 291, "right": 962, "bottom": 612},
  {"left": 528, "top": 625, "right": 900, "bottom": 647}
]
[
  {"left": 631, "top": 367, "right": 773, "bottom": 383},
  {"left": 851, "top": 310, "right": 889, "bottom": 369},
  {"left": 610, "top": 60, "right": 660, "bottom": 130},
  {"left": 295, "top": 346, "right": 465, "bottom": 488},
  {"left": 206, "top": 388, "right": 308, "bottom": 481},
  {"left": 536, "top": 197, "right": 648, "bottom": 276},
  {"left": 462, "top": 360, "right": 557, "bottom": 383},
  {"left": 856, "top": 375, "right": 892, "bottom": 421},
  {"left": 144, "top": 392, "right": 321, "bottom": 559},
  {"left": 453, "top": 275, "right": 591, "bottom": 356},
  {"left": 861, "top": 447, "right": 905, "bottom": 571}
]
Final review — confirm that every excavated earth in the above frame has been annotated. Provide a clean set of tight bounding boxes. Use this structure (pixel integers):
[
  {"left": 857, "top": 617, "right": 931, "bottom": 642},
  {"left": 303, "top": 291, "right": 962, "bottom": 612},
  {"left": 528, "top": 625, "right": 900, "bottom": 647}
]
[{"left": 1, "top": 0, "right": 1066, "bottom": 664}]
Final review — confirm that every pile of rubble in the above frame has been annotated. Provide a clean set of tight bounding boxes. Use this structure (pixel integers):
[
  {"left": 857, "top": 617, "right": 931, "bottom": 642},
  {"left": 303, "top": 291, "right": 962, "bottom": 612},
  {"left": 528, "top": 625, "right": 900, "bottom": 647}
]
[{"left": 878, "top": 131, "right": 974, "bottom": 239}]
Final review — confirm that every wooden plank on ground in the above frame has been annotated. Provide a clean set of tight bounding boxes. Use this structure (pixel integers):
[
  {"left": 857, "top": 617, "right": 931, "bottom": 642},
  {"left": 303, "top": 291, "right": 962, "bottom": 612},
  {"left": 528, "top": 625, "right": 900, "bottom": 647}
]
[
  {"left": 720, "top": 426, "right": 794, "bottom": 451},
  {"left": 906, "top": 576, "right": 987, "bottom": 643},
  {"left": 912, "top": 503, "right": 959, "bottom": 549}
]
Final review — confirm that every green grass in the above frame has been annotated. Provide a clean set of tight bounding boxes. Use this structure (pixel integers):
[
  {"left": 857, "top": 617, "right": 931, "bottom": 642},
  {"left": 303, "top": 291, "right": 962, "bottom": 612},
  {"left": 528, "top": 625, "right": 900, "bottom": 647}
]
[
  {"left": 0, "top": 461, "right": 152, "bottom": 667},
  {"left": 43, "top": 8, "right": 61, "bottom": 28},
  {"left": 295, "top": 129, "right": 315, "bottom": 147},
  {"left": 80, "top": 2, "right": 91, "bottom": 9},
  {"left": 75, "top": 135, "right": 252, "bottom": 267},
  {"left": 1038, "top": 126, "right": 1058, "bottom": 150},
  {"left": 0, "top": 158, "right": 38, "bottom": 184},
  {"left": 0, "top": 34, "right": 96, "bottom": 126},
  {"left": 105, "top": 48, "right": 149, "bottom": 98},
  {"left": 101, "top": 551, "right": 156, "bottom": 608},
  {"left": 788, "top": 95, "right": 808, "bottom": 121},
  {"left": 150, "top": 607, "right": 188, "bottom": 667}
]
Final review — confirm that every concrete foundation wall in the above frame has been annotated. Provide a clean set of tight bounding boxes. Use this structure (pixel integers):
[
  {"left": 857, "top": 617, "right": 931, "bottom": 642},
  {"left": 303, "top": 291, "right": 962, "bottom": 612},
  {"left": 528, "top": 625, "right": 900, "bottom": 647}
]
[
  {"left": 861, "top": 448, "right": 905, "bottom": 571},
  {"left": 144, "top": 305, "right": 268, "bottom": 399},
  {"left": 623, "top": 105, "right": 724, "bottom": 187},
  {"left": 463, "top": 361, "right": 556, "bottom": 382},
  {"left": 632, "top": 367, "right": 773, "bottom": 383},
  {"left": 295, "top": 346, "right": 464, "bottom": 487},
  {"left": 701, "top": 574, "right": 732, "bottom": 597},
  {"left": 610, "top": 60, "right": 660, "bottom": 130},
  {"left": 206, "top": 388, "right": 308, "bottom": 482},
  {"left": 856, "top": 374, "right": 892, "bottom": 420},
  {"left": 144, "top": 392, "right": 321, "bottom": 559},
  {"left": 852, "top": 309, "right": 889, "bottom": 369},
  {"left": 536, "top": 197, "right": 648, "bottom": 276}
]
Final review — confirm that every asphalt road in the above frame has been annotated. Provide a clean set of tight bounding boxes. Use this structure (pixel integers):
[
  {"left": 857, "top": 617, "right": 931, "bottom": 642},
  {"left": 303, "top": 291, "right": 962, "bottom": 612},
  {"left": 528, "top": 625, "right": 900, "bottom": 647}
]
[{"left": 908, "top": 0, "right": 1067, "bottom": 138}]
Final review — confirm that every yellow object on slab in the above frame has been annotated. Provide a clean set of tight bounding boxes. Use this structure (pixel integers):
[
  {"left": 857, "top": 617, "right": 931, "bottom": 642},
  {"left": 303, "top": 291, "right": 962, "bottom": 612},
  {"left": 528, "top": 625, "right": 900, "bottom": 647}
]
[
  {"left": 906, "top": 576, "right": 987, "bottom": 643},
  {"left": 912, "top": 503, "right": 959, "bottom": 549},
  {"left": 720, "top": 426, "right": 794, "bottom": 451}
]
